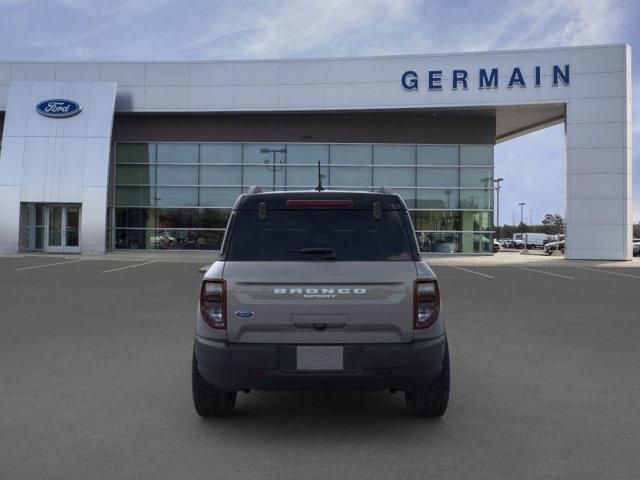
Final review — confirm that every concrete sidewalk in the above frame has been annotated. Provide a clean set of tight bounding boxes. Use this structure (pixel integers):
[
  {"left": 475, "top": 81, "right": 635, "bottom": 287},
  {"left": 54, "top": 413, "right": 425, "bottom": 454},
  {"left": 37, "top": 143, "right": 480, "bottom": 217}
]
[{"left": 424, "top": 251, "right": 640, "bottom": 268}]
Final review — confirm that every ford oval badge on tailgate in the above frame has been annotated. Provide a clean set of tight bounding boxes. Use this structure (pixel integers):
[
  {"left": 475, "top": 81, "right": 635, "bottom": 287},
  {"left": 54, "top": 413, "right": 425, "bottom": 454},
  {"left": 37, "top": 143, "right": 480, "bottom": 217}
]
[{"left": 235, "top": 310, "right": 254, "bottom": 318}]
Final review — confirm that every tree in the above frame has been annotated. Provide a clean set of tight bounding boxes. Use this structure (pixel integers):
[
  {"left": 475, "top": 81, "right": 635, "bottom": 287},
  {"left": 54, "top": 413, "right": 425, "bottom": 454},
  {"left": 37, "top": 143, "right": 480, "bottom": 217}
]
[
  {"left": 542, "top": 214, "right": 564, "bottom": 228},
  {"left": 494, "top": 214, "right": 565, "bottom": 239}
]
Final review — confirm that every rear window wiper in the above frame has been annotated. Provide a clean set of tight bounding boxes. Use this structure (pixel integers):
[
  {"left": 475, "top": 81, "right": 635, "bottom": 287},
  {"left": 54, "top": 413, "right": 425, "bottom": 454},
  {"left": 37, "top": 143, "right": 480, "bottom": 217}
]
[{"left": 287, "top": 247, "right": 336, "bottom": 260}]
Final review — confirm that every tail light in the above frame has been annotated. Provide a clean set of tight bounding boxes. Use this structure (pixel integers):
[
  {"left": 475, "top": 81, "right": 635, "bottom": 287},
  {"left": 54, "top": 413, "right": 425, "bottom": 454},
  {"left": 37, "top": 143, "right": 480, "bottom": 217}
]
[
  {"left": 200, "top": 279, "right": 226, "bottom": 329},
  {"left": 414, "top": 280, "right": 440, "bottom": 329}
]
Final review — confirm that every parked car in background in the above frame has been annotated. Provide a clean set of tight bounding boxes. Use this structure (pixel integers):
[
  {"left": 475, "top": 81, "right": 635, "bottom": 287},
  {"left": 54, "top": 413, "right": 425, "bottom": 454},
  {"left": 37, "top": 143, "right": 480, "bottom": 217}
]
[
  {"left": 513, "top": 233, "right": 553, "bottom": 249},
  {"left": 498, "top": 238, "right": 515, "bottom": 249},
  {"left": 493, "top": 239, "right": 501, "bottom": 253},
  {"left": 543, "top": 240, "right": 565, "bottom": 255},
  {"left": 633, "top": 238, "right": 640, "bottom": 256}
]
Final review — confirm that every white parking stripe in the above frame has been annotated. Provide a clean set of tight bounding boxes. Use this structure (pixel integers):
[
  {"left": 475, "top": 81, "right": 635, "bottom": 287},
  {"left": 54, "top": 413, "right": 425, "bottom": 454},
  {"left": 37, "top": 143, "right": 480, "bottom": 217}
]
[
  {"left": 580, "top": 267, "right": 640, "bottom": 279},
  {"left": 15, "top": 259, "right": 86, "bottom": 271},
  {"left": 513, "top": 266, "right": 574, "bottom": 279},
  {"left": 101, "top": 261, "right": 158, "bottom": 274},
  {"left": 449, "top": 266, "right": 494, "bottom": 278}
]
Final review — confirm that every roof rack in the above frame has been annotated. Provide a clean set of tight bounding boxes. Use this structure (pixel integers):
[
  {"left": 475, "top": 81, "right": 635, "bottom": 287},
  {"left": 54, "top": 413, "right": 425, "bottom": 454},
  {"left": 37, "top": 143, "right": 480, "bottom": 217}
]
[
  {"left": 246, "top": 185, "right": 263, "bottom": 194},
  {"left": 375, "top": 186, "right": 394, "bottom": 194}
]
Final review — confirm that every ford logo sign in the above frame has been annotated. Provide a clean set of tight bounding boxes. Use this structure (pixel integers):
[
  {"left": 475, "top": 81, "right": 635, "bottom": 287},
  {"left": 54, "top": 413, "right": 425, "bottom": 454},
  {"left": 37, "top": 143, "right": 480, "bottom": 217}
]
[
  {"left": 234, "top": 310, "right": 255, "bottom": 318},
  {"left": 36, "top": 99, "right": 82, "bottom": 118}
]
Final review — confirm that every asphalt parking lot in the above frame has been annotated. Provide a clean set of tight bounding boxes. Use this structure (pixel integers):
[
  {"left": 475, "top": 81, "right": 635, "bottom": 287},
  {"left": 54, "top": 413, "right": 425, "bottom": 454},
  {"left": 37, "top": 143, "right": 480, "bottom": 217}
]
[{"left": 2, "top": 256, "right": 640, "bottom": 479}]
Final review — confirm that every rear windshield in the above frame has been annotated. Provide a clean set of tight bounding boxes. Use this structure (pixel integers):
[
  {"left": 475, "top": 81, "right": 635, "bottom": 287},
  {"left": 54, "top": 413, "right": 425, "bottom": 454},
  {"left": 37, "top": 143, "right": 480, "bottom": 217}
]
[{"left": 225, "top": 209, "right": 416, "bottom": 261}]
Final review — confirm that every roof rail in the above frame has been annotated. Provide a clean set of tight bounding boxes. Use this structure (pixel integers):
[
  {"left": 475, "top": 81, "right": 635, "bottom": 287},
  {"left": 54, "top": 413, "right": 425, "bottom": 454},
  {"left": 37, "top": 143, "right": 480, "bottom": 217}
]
[
  {"left": 376, "top": 186, "right": 394, "bottom": 194},
  {"left": 246, "top": 185, "right": 263, "bottom": 194}
]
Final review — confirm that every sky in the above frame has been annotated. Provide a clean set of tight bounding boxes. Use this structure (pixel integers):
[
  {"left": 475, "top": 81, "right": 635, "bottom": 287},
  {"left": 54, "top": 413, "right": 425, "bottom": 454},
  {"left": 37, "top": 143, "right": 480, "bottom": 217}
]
[{"left": 0, "top": 0, "right": 638, "bottom": 225}]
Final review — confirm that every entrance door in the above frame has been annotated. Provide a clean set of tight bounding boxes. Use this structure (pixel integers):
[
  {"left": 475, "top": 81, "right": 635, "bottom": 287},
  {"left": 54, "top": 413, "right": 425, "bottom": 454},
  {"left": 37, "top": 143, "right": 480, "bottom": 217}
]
[
  {"left": 64, "top": 206, "right": 80, "bottom": 253},
  {"left": 45, "top": 205, "right": 81, "bottom": 253}
]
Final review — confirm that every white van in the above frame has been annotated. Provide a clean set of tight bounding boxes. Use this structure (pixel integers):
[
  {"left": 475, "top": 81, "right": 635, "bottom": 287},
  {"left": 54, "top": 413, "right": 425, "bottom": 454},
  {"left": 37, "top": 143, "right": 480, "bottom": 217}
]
[{"left": 512, "top": 233, "right": 552, "bottom": 249}]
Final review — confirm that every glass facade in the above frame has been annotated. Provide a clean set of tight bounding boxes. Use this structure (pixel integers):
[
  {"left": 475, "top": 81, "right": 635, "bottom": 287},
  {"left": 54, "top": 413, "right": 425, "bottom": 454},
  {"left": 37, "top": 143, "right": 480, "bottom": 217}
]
[{"left": 109, "top": 142, "right": 494, "bottom": 253}]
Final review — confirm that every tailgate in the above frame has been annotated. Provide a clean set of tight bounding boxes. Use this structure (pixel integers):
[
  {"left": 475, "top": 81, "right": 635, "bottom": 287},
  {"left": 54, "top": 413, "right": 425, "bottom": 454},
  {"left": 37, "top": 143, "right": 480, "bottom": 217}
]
[{"left": 224, "top": 261, "right": 417, "bottom": 344}]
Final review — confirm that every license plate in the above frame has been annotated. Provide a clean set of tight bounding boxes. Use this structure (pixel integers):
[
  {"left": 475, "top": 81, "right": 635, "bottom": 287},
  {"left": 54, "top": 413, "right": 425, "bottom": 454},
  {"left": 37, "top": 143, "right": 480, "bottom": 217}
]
[{"left": 296, "top": 346, "right": 344, "bottom": 371}]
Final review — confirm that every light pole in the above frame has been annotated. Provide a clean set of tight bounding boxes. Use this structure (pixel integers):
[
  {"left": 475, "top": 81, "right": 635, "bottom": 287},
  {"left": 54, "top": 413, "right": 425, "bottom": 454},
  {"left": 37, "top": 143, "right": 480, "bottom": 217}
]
[
  {"left": 518, "top": 202, "right": 527, "bottom": 252},
  {"left": 494, "top": 178, "right": 503, "bottom": 227},
  {"left": 261, "top": 147, "right": 287, "bottom": 191},
  {"left": 518, "top": 202, "right": 526, "bottom": 226}
]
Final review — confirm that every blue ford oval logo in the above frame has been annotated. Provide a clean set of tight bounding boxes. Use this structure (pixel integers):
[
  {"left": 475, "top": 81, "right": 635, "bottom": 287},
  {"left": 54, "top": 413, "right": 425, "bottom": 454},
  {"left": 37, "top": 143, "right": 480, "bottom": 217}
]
[
  {"left": 234, "top": 310, "right": 254, "bottom": 318},
  {"left": 36, "top": 99, "right": 82, "bottom": 118}
]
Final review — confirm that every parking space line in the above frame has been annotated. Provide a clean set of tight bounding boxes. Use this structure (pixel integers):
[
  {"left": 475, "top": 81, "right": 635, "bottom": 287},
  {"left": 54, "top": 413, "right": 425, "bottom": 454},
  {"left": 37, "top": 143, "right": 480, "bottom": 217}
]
[
  {"left": 580, "top": 267, "right": 640, "bottom": 279},
  {"left": 15, "top": 259, "right": 86, "bottom": 271},
  {"left": 102, "top": 261, "right": 158, "bottom": 274},
  {"left": 513, "top": 266, "right": 574, "bottom": 280},
  {"left": 449, "top": 266, "right": 494, "bottom": 278}
]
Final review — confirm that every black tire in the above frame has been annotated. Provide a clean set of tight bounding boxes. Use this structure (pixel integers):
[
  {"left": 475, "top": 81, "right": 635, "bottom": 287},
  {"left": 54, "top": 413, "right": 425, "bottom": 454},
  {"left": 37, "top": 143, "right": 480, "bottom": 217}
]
[
  {"left": 192, "top": 353, "right": 237, "bottom": 417},
  {"left": 405, "top": 342, "right": 450, "bottom": 417}
]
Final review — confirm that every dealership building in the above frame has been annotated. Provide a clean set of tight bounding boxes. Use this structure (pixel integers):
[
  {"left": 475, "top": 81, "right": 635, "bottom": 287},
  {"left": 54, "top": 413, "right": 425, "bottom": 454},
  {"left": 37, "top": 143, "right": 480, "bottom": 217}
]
[{"left": 0, "top": 44, "right": 633, "bottom": 259}]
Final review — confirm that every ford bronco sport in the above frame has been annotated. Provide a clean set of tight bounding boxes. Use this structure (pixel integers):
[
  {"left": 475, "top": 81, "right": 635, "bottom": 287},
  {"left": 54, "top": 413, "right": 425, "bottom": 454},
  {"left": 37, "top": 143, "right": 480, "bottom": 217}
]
[{"left": 192, "top": 187, "right": 450, "bottom": 417}]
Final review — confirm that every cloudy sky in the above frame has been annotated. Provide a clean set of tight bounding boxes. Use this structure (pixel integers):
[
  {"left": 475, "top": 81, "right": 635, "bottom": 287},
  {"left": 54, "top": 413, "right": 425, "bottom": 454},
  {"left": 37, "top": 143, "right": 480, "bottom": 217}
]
[{"left": 0, "top": 0, "right": 637, "bottom": 224}]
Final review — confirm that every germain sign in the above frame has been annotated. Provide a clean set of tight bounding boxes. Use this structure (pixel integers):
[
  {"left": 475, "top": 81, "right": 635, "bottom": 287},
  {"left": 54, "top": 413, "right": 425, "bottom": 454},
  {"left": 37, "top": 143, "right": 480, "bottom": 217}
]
[
  {"left": 36, "top": 99, "right": 82, "bottom": 118},
  {"left": 401, "top": 65, "right": 570, "bottom": 91}
]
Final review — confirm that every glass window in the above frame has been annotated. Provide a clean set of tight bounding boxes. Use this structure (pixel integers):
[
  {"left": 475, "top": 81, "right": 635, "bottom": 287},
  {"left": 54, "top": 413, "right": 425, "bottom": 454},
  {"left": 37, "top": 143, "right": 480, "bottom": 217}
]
[
  {"left": 113, "top": 228, "right": 151, "bottom": 249},
  {"left": 461, "top": 145, "right": 493, "bottom": 165},
  {"left": 155, "top": 187, "right": 198, "bottom": 207},
  {"left": 460, "top": 189, "right": 492, "bottom": 209},
  {"left": 416, "top": 189, "right": 459, "bottom": 209},
  {"left": 116, "top": 143, "right": 155, "bottom": 164},
  {"left": 243, "top": 144, "right": 286, "bottom": 188},
  {"left": 460, "top": 211, "right": 493, "bottom": 231},
  {"left": 412, "top": 211, "right": 461, "bottom": 231},
  {"left": 417, "top": 145, "right": 459, "bottom": 165},
  {"left": 416, "top": 232, "right": 461, "bottom": 253},
  {"left": 373, "top": 145, "right": 414, "bottom": 187},
  {"left": 35, "top": 205, "right": 45, "bottom": 226},
  {"left": 113, "top": 229, "right": 224, "bottom": 250},
  {"left": 460, "top": 168, "right": 493, "bottom": 188},
  {"left": 155, "top": 209, "right": 199, "bottom": 229},
  {"left": 199, "top": 187, "right": 242, "bottom": 207},
  {"left": 417, "top": 167, "right": 459, "bottom": 188},
  {"left": 243, "top": 144, "right": 286, "bottom": 165},
  {"left": 115, "top": 208, "right": 154, "bottom": 228},
  {"left": 286, "top": 165, "right": 328, "bottom": 188},
  {"left": 116, "top": 165, "right": 155, "bottom": 185},
  {"left": 393, "top": 188, "right": 416, "bottom": 209},
  {"left": 373, "top": 167, "right": 414, "bottom": 187},
  {"left": 199, "top": 209, "right": 231, "bottom": 228},
  {"left": 286, "top": 145, "right": 329, "bottom": 187},
  {"left": 329, "top": 144, "right": 371, "bottom": 165},
  {"left": 461, "top": 232, "right": 493, "bottom": 253},
  {"left": 200, "top": 165, "right": 242, "bottom": 185},
  {"left": 329, "top": 166, "right": 371, "bottom": 188},
  {"left": 200, "top": 144, "right": 242, "bottom": 164},
  {"left": 373, "top": 145, "right": 414, "bottom": 165},
  {"left": 157, "top": 143, "right": 199, "bottom": 164},
  {"left": 156, "top": 165, "right": 198, "bottom": 185},
  {"left": 115, "top": 186, "right": 154, "bottom": 207},
  {"left": 35, "top": 227, "right": 44, "bottom": 250},
  {"left": 226, "top": 209, "right": 415, "bottom": 261},
  {"left": 110, "top": 142, "right": 495, "bottom": 254},
  {"left": 287, "top": 144, "right": 329, "bottom": 165}
]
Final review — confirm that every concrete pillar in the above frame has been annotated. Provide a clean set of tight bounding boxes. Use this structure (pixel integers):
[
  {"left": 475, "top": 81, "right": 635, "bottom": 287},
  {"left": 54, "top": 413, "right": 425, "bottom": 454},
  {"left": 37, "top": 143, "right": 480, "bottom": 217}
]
[{"left": 564, "top": 45, "right": 633, "bottom": 260}]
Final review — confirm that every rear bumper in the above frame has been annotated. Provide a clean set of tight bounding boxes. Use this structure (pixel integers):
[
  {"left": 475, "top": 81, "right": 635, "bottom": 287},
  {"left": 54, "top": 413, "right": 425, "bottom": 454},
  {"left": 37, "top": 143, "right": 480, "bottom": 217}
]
[{"left": 194, "top": 335, "right": 447, "bottom": 392}]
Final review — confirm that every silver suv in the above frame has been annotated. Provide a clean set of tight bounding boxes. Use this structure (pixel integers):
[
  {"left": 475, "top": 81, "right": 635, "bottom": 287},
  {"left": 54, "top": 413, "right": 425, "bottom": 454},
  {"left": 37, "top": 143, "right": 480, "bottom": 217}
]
[{"left": 192, "top": 188, "right": 450, "bottom": 417}]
